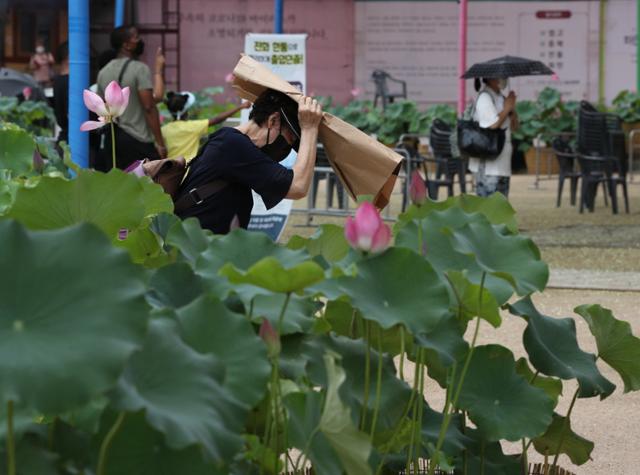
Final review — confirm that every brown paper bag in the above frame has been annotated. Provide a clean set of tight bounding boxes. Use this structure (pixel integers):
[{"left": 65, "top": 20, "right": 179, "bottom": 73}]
[{"left": 232, "top": 54, "right": 403, "bottom": 209}]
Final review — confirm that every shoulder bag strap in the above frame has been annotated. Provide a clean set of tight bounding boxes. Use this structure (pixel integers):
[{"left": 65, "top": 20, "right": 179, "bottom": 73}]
[
  {"left": 118, "top": 59, "right": 133, "bottom": 84},
  {"left": 173, "top": 179, "right": 229, "bottom": 214}
]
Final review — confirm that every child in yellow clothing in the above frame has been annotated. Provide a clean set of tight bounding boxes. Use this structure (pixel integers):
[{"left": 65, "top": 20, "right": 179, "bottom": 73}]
[{"left": 161, "top": 91, "right": 250, "bottom": 161}]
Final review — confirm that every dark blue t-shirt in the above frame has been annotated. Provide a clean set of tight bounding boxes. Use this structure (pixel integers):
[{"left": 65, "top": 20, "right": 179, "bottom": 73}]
[{"left": 175, "top": 127, "right": 293, "bottom": 234}]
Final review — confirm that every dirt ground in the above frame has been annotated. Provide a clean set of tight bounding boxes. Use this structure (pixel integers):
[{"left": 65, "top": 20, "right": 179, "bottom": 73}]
[{"left": 280, "top": 173, "right": 640, "bottom": 473}]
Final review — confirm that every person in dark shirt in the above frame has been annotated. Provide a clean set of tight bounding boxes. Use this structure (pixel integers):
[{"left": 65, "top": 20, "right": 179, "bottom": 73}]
[
  {"left": 53, "top": 42, "right": 69, "bottom": 144},
  {"left": 174, "top": 89, "right": 322, "bottom": 234}
]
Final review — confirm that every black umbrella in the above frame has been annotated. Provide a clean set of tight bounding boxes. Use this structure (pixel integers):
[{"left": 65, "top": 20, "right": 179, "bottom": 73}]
[
  {"left": 0, "top": 68, "right": 46, "bottom": 101},
  {"left": 461, "top": 56, "right": 554, "bottom": 79}
]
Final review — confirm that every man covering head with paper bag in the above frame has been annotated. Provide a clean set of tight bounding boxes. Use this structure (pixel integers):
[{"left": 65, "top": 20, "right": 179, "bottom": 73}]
[{"left": 232, "top": 54, "right": 402, "bottom": 208}]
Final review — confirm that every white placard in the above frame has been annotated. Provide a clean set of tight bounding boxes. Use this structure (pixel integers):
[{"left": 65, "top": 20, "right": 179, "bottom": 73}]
[{"left": 244, "top": 33, "right": 307, "bottom": 241}]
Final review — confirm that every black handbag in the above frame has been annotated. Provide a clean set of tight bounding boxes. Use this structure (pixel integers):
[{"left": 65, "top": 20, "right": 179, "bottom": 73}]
[{"left": 457, "top": 91, "right": 506, "bottom": 160}]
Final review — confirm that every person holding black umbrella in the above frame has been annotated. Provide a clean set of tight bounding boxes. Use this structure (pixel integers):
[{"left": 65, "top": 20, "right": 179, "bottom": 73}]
[{"left": 468, "top": 77, "right": 518, "bottom": 197}]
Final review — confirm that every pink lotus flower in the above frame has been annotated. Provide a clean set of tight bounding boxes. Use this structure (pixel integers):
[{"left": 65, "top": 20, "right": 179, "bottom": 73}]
[
  {"left": 345, "top": 201, "right": 391, "bottom": 254},
  {"left": 259, "top": 319, "right": 280, "bottom": 358},
  {"left": 410, "top": 170, "right": 427, "bottom": 205},
  {"left": 22, "top": 87, "right": 32, "bottom": 100},
  {"left": 80, "top": 80, "right": 130, "bottom": 131},
  {"left": 551, "top": 73, "right": 560, "bottom": 81},
  {"left": 225, "top": 73, "right": 235, "bottom": 83},
  {"left": 351, "top": 87, "right": 362, "bottom": 98}
]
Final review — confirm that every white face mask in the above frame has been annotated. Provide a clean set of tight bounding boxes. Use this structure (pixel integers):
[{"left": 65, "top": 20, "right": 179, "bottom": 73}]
[
  {"left": 35, "top": 46, "right": 45, "bottom": 54},
  {"left": 498, "top": 78, "right": 509, "bottom": 90}
]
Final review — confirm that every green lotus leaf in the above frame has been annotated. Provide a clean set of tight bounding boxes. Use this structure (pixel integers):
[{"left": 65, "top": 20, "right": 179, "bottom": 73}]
[
  {"left": 220, "top": 257, "right": 325, "bottom": 293},
  {"left": 395, "top": 208, "right": 515, "bottom": 304},
  {"left": 444, "top": 218, "right": 548, "bottom": 296},
  {"left": 110, "top": 318, "right": 245, "bottom": 463},
  {"left": 176, "top": 294, "right": 270, "bottom": 407},
  {"left": 147, "top": 262, "right": 206, "bottom": 310},
  {"left": 6, "top": 169, "right": 172, "bottom": 241},
  {"left": 413, "top": 312, "right": 468, "bottom": 366},
  {"left": 285, "top": 390, "right": 347, "bottom": 475},
  {"left": 94, "top": 411, "right": 225, "bottom": 475},
  {"left": 319, "top": 351, "right": 372, "bottom": 475},
  {"left": 509, "top": 297, "right": 616, "bottom": 399},
  {"left": 252, "top": 293, "right": 321, "bottom": 335},
  {"left": 165, "top": 217, "right": 214, "bottom": 264},
  {"left": 114, "top": 226, "right": 164, "bottom": 265},
  {"left": 396, "top": 192, "right": 517, "bottom": 233},
  {"left": 515, "top": 358, "right": 563, "bottom": 407},
  {"left": 0, "top": 124, "right": 35, "bottom": 175},
  {"left": 197, "top": 228, "right": 308, "bottom": 275},
  {"left": 0, "top": 434, "right": 58, "bottom": 475},
  {"left": 332, "top": 247, "right": 451, "bottom": 335},
  {"left": 575, "top": 304, "right": 640, "bottom": 393},
  {"left": 287, "top": 224, "right": 350, "bottom": 263},
  {"left": 420, "top": 406, "right": 472, "bottom": 461},
  {"left": 150, "top": 212, "right": 181, "bottom": 240},
  {"left": 445, "top": 270, "right": 501, "bottom": 328},
  {"left": 0, "top": 220, "right": 148, "bottom": 414},
  {"left": 532, "top": 413, "right": 594, "bottom": 465},
  {"left": 456, "top": 345, "right": 554, "bottom": 441},
  {"left": 240, "top": 434, "right": 283, "bottom": 474},
  {"left": 457, "top": 428, "right": 521, "bottom": 475}
]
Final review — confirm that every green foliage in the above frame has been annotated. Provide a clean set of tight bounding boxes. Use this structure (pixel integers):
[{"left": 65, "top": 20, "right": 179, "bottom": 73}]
[
  {"left": 610, "top": 90, "right": 640, "bottom": 123},
  {"left": 0, "top": 130, "right": 637, "bottom": 474},
  {"left": 0, "top": 98, "right": 56, "bottom": 137}
]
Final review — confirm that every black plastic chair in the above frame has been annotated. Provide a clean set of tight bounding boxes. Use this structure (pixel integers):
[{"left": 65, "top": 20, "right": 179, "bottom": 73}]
[
  {"left": 311, "top": 144, "right": 346, "bottom": 209},
  {"left": 430, "top": 119, "right": 466, "bottom": 195},
  {"left": 551, "top": 136, "right": 580, "bottom": 207},
  {"left": 372, "top": 70, "right": 407, "bottom": 110}
]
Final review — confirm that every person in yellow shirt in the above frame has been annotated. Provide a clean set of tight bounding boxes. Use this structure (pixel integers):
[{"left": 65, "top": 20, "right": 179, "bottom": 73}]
[{"left": 161, "top": 91, "right": 250, "bottom": 161}]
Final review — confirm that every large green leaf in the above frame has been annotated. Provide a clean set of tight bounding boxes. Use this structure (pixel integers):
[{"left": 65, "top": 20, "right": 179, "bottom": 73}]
[
  {"left": 0, "top": 221, "right": 148, "bottom": 414},
  {"left": 509, "top": 297, "right": 616, "bottom": 399},
  {"left": 395, "top": 208, "right": 516, "bottom": 305},
  {"left": 287, "top": 224, "right": 350, "bottom": 263},
  {"left": 252, "top": 293, "right": 321, "bottom": 335},
  {"left": 6, "top": 169, "right": 173, "bottom": 240},
  {"left": 110, "top": 318, "right": 245, "bottom": 464},
  {"left": 457, "top": 428, "right": 522, "bottom": 475},
  {"left": 445, "top": 270, "right": 501, "bottom": 328},
  {"left": 0, "top": 124, "right": 35, "bottom": 175},
  {"left": 332, "top": 247, "right": 451, "bottom": 335},
  {"left": 319, "top": 352, "right": 372, "bottom": 475},
  {"left": 147, "top": 262, "right": 206, "bottom": 310},
  {"left": 532, "top": 413, "right": 594, "bottom": 465},
  {"left": 456, "top": 345, "right": 554, "bottom": 442},
  {"left": 413, "top": 312, "right": 469, "bottom": 366},
  {"left": 515, "top": 358, "right": 563, "bottom": 407},
  {"left": 285, "top": 391, "right": 347, "bottom": 475},
  {"left": 176, "top": 294, "right": 271, "bottom": 407},
  {"left": 165, "top": 217, "right": 214, "bottom": 264},
  {"left": 575, "top": 304, "right": 640, "bottom": 393},
  {"left": 0, "top": 434, "right": 58, "bottom": 475},
  {"left": 94, "top": 411, "right": 225, "bottom": 475},
  {"left": 220, "top": 257, "right": 325, "bottom": 293}
]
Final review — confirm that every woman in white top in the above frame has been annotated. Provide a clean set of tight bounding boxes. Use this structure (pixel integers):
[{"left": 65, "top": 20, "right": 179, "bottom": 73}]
[{"left": 468, "top": 77, "right": 518, "bottom": 197}]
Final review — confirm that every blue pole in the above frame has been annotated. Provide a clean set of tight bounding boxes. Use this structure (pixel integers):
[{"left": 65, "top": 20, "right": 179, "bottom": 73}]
[
  {"left": 68, "top": 0, "right": 90, "bottom": 169},
  {"left": 274, "top": 0, "right": 283, "bottom": 33},
  {"left": 115, "top": 0, "right": 125, "bottom": 27}
]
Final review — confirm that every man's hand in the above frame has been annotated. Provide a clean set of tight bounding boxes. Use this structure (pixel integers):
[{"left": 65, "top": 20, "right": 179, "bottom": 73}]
[
  {"left": 504, "top": 91, "right": 517, "bottom": 113},
  {"left": 154, "top": 47, "right": 165, "bottom": 75},
  {"left": 155, "top": 144, "right": 168, "bottom": 159},
  {"left": 297, "top": 96, "right": 323, "bottom": 131}
]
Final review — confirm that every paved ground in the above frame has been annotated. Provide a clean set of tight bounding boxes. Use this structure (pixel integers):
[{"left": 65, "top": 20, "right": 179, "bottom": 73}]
[{"left": 281, "top": 173, "right": 640, "bottom": 473}]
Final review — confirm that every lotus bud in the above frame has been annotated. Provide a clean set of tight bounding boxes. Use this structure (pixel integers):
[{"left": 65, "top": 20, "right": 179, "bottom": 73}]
[
  {"left": 225, "top": 73, "right": 235, "bottom": 83},
  {"left": 259, "top": 318, "right": 280, "bottom": 358},
  {"left": 410, "top": 170, "right": 427, "bottom": 205},
  {"left": 32, "top": 149, "right": 45, "bottom": 173},
  {"left": 345, "top": 201, "right": 391, "bottom": 254},
  {"left": 22, "top": 87, "right": 32, "bottom": 101}
]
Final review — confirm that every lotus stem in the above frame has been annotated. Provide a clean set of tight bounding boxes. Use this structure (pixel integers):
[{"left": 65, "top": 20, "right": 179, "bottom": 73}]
[
  {"left": 349, "top": 309, "right": 358, "bottom": 338},
  {"left": 360, "top": 321, "right": 372, "bottom": 431},
  {"left": 551, "top": 387, "right": 580, "bottom": 472},
  {"left": 369, "top": 327, "right": 384, "bottom": 438},
  {"left": 399, "top": 325, "right": 406, "bottom": 380},
  {"left": 521, "top": 438, "right": 528, "bottom": 474},
  {"left": 406, "top": 351, "right": 422, "bottom": 474},
  {"left": 429, "top": 272, "right": 486, "bottom": 475},
  {"left": 277, "top": 292, "right": 291, "bottom": 334},
  {"left": 6, "top": 401, "right": 15, "bottom": 475},
  {"left": 96, "top": 412, "right": 126, "bottom": 475},
  {"left": 110, "top": 121, "right": 116, "bottom": 170},
  {"left": 414, "top": 350, "right": 426, "bottom": 470}
]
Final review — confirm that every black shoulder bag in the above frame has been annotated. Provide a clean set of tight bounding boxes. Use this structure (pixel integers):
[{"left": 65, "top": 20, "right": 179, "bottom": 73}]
[{"left": 457, "top": 91, "right": 506, "bottom": 160}]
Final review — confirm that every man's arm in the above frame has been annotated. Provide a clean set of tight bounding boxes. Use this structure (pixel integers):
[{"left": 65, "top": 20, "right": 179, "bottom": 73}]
[
  {"left": 138, "top": 89, "right": 167, "bottom": 158},
  {"left": 208, "top": 102, "right": 251, "bottom": 127},
  {"left": 286, "top": 96, "right": 323, "bottom": 199},
  {"left": 153, "top": 47, "right": 165, "bottom": 104}
]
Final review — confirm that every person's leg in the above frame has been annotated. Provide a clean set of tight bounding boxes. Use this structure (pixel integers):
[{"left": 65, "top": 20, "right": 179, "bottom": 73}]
[
  {"left": 475, "top": 173, "right": 500, "bottom": 197},
  {"left": 114, "top": 129, "right": 160, "bottom": 170},
  {"left": 496, "top": 176, "right": 510, "bottom": 198}
]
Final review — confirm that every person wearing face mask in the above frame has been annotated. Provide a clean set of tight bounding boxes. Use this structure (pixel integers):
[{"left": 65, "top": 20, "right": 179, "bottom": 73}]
[
  {"left": 468, "top": 77, "right": 519, "bottom": 197},
  {"left": 95, "top": 25, "right": 167, "bottom": 171},
  {"left": 29, "top": 41, "right": 55, "bottom": 87},
  {"left": 173, "top": 89, "right": 323, "bottom": 234}
]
